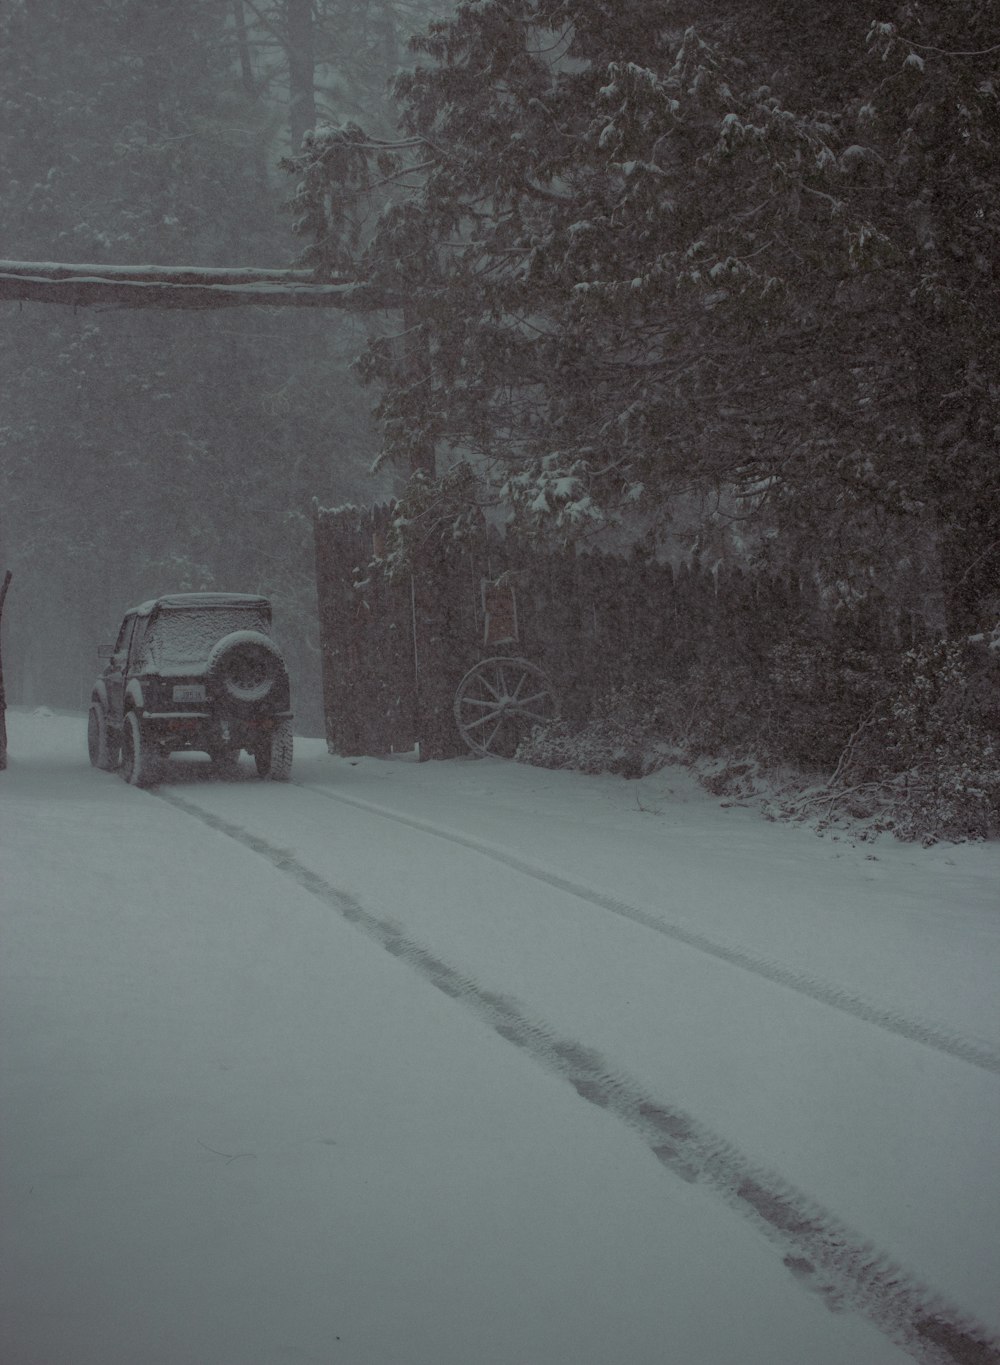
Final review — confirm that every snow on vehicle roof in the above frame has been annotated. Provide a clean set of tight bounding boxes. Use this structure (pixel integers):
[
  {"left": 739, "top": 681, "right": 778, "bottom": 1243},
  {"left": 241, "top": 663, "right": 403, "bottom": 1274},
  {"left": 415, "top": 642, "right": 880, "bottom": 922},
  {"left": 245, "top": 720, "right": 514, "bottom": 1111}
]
[{"left": 130, "top": 592, "right": 272, "bottom": 617}]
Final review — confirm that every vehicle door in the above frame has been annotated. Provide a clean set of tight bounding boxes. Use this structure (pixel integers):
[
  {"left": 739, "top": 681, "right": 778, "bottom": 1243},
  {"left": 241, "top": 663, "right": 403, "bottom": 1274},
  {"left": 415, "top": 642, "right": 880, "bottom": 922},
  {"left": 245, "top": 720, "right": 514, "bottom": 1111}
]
[{"left": 104, "top": 614, "right": 136, "bottom": 727}]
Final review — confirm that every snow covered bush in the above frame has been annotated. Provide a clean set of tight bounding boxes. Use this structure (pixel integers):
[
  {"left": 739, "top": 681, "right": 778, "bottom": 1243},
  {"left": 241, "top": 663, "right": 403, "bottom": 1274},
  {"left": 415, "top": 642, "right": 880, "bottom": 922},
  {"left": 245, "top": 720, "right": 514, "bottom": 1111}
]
[
  {"left": 520, "top": 630, "right": 1000, "bottom": 845},
  {"left": 516, "top": 682, "right": 679, "bottom": 779},
  {"left": 821, "top": 639, "right": 1000, "bottom": 843}
]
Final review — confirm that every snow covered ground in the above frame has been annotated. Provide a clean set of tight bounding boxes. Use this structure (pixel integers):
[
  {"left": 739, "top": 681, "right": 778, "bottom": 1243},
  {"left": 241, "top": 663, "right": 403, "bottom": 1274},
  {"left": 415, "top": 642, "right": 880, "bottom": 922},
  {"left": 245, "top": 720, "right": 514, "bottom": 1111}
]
[{"left": 1, "top": 707, "right": 998, "bottom": 1365}]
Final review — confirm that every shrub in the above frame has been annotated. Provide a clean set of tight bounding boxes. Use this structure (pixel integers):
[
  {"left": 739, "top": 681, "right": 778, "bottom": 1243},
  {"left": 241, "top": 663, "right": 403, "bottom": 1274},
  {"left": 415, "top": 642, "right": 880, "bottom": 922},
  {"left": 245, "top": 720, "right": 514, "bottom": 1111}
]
[
  {"left": 517, "top": 681, "right": 678, "bottom": 777},
  {"left": 519, "top": 632, "right": 1000, "bottom": 844},
  {"left": 829, "top": 639, "right": 1000, "bottom": 842}
]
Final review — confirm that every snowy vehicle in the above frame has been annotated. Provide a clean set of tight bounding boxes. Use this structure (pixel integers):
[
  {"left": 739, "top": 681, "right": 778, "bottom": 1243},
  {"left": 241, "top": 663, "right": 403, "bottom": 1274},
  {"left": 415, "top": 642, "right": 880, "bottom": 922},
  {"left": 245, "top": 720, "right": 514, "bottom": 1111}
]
[{"left": 88, "top": 592, "right": 293, "bottom": 786}]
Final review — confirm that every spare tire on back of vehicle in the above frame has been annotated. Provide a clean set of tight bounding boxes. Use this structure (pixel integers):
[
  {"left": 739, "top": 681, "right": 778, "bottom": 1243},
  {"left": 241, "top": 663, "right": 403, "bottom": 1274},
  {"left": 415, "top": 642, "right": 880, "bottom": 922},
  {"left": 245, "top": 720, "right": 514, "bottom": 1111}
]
[{"left": 206, "top": 630, "right": 289, "bottom": 716}]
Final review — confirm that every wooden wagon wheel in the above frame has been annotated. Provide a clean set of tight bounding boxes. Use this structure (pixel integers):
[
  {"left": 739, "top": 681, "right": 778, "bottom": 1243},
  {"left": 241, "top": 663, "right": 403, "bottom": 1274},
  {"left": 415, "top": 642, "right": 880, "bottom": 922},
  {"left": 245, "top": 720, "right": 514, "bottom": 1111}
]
[{"left": 454, "top": 656, "right": 560, "bottom": 757}]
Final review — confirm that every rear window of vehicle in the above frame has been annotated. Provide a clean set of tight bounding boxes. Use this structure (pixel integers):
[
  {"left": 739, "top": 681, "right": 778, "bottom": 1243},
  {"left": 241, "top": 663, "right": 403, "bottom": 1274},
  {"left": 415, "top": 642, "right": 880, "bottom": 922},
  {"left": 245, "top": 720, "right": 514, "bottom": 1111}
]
[{"left": 141, "top": 607, "right": 271, "bottom": 666}]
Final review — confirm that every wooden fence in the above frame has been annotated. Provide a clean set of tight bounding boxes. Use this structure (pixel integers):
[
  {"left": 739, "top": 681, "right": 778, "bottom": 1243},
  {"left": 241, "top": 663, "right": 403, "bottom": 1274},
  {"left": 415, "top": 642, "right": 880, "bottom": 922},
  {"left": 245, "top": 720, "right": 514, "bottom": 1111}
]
[{"left": 313, "top": 501, "right": 915, "bottom": 760}]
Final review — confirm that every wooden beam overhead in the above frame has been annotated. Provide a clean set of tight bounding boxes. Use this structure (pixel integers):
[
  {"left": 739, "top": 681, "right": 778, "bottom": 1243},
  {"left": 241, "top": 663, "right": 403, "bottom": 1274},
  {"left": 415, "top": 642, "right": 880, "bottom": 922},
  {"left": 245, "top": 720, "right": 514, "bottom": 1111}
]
[{"left": 0, "top": 260, "right": 391, "bottom": 311}]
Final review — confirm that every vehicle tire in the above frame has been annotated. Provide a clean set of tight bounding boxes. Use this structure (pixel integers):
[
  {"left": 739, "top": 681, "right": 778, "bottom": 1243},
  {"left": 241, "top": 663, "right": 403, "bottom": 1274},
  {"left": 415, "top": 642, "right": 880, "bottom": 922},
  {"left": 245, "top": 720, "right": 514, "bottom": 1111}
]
[
  {"left": 121, "top": 710, "right": 160, "bottom": 788},
  {"left": 87, "top": 704, "right": 119, "bottom": 771},
  {"left": 255, "top": 718, "right": 293, "bottom": 781},
  {"left": 206, "top": 631, "right": 288, "bottom": 715}
]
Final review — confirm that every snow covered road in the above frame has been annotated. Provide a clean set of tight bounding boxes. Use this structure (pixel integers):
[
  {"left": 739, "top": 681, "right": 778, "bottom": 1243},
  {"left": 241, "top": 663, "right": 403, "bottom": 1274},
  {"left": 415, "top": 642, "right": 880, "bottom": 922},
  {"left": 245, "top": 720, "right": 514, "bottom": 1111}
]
[{"left": 1, "top": 709, "right": 998, "bottom": 1365}]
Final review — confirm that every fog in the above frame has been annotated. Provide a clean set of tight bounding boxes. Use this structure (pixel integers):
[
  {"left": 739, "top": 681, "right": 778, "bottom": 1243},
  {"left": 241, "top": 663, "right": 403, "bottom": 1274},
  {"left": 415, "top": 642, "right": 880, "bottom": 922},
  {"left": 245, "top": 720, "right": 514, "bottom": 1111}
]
[{"left": 0, "top": 1, "right": 426, "bottom": 730}]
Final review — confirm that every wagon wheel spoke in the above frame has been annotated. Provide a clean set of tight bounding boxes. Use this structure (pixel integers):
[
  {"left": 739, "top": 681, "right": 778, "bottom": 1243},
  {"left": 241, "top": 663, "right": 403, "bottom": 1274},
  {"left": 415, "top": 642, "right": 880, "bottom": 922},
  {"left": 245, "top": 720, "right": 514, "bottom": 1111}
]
[
  {"left": 476, "top": 673, "right": 504, "bottom": 702},
  {"left": 510, "top": 689, "right": 550, "bottom": 710},
  {"left": 509, "top": 671, "right": 526, "bottom": 699},
  {"left": 484, "top": 715, "right": 506, "bottom": 752},
  {"left": 464, "top": 706, "right": 506, "bottom": 731},
  {"left": 454, "top": 657, "right": 561, "bottom": 758},
  {"left": 510, "top": 707, "right": 554, "bottom": 724}
]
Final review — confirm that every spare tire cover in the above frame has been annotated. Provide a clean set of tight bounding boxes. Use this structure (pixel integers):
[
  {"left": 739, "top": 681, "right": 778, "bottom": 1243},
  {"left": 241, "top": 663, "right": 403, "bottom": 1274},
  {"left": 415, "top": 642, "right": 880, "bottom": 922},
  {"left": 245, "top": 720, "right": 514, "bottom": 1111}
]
[{"left": 206, "top": 630, "right": 287, "bottom": 706}]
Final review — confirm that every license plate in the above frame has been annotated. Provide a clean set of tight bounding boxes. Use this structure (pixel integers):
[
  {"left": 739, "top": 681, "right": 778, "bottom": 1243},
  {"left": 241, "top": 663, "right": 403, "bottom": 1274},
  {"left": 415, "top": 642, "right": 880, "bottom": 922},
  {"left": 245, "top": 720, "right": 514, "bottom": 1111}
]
[{"left": 173, "top": 684, "right": 206, "bottom": 703}]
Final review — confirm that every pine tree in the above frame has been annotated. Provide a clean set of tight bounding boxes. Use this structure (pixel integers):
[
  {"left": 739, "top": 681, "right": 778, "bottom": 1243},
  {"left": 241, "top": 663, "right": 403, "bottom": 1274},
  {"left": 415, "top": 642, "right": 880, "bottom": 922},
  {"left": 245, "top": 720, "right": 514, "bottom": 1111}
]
[{"left": 286, "top": 0, "right": 1000, "bottom": 631}]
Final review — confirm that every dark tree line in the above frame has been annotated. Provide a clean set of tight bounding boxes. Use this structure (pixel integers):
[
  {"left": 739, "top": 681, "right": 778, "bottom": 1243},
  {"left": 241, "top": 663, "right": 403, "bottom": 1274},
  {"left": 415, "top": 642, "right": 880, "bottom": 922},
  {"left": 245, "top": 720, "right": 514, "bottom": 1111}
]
[{"left": 285, "top": 0, "right": 999, "bottom": 641}]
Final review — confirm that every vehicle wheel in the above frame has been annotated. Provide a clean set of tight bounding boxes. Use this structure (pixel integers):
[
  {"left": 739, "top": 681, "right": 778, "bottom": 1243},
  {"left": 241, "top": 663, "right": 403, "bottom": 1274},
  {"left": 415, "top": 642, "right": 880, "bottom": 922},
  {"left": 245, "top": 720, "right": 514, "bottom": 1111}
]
[
  {"left": 207, "top": 631, "right": 288, "bottom": 715},
  {"left": 87, "top": 704, "right": 119, "bottom": 771},
  {"left": 454, "top": 657, "right": 560, "bottom": 758},
  {"left": 121, "top": 711, "right": 160, "bottom": 788},
  {"left": 255, "top": 719, "right": 293, "bottom": 781}
]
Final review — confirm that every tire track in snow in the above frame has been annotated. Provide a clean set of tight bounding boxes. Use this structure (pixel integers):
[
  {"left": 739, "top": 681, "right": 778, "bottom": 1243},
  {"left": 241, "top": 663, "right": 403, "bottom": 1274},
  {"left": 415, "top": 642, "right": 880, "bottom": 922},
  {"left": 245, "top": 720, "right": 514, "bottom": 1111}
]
[
  {"left": 292, "top": 782, "right": 1000, "bottom": 1078},
  {"left": 157, "top": 786, "right": 999, "bottom": 1365}
]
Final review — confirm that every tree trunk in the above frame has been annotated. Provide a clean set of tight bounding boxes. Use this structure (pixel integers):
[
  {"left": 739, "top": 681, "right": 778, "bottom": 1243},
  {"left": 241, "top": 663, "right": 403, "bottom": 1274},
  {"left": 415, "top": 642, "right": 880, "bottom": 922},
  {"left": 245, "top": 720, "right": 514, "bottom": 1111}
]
[
  {"left": 0, "top": 570, "right": 12, "bottom": 771},
  {"left": 232, "top": 0, "right": 255, "bottom": 97},
  {"left": 232, "top": 0, "right": 273, "bottom": 198},
  {"left": 380, "top": 1, "right": 400, "bottom": 80},
  {"left": 286, "top": 0, "right": 316, "bottom": 152}
]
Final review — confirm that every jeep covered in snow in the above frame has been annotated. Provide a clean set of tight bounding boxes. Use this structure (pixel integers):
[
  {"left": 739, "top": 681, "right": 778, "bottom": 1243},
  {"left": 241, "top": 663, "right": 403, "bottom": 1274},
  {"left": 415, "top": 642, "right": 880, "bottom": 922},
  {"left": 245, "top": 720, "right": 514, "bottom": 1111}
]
[{"left": 88, "top": 592, "right": 292, "bottom": 786}]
